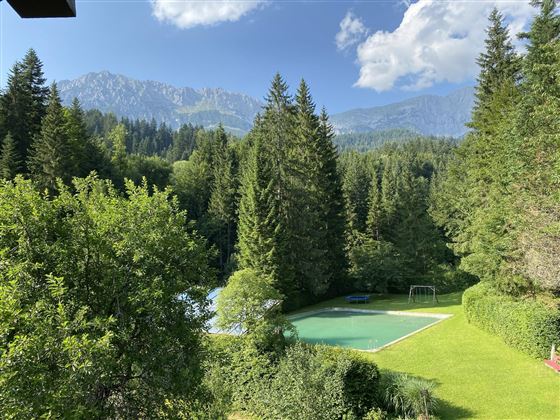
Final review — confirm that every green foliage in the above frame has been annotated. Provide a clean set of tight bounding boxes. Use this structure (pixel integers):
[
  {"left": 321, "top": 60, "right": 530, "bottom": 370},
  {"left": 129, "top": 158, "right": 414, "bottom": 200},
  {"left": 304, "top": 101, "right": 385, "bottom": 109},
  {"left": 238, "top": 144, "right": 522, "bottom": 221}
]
[
  {"left": 205, "top": 337, "right": 381, "bottom": 420},
  {"left": 471, "top": 8, "right": 521, "bottom": 133},
  {"left": 433, "top": 2, "right": 560, "bottom": 296},
  {"left": 217, "top": 269, "right": 291, "bottom": 351},
  {"left": 250, "top": 343, "right": 380, "bottom": 419},
  {"left": 0, "top": 48, "right": 48, "bottom": 170},
  {"left": 125, "top": 154, "right": 172, "bottom": 190},
  {"left": 29, "top": 83, "right": 73, "bottom": 193},
  {"left": 334, "top": 129, "right": 424, "bottom": 152},
  {"left": 463, "top": 282, "right": 560, "bottom": 358},
  {"left": 348, "top": 236, "right": 400, "bottom": 293},
  {"left": 204, "top": 334, "right": 276, "bottom": 414},
  {"left": 250, "top": 343, "right": 352, "bottom": 420},
  {"left": 171, "top": 127, "right": 240, "bottom": 279},
  {"left": 0, "top": 133, "right": 21, "bottom": 179},
  {"left": 237, "top": 75, "right": 347, "bottom": 307},
  {"left": 342, "top": 139, "right": 457, "bottom": 293},
  {"left": 382, "top": 372, "right": 439, "bottom": 420},
  {"left": 362, "top": 407, "right": 388, "bottom": 420},
  {"left": 0, "top": 176, "right": 214, "bottom": 417}
]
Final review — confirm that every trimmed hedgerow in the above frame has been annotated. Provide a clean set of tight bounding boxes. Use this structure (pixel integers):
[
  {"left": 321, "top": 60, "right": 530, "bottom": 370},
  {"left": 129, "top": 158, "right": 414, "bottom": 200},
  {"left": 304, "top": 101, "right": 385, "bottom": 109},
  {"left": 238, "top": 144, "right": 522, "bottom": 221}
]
[{"left": 463, "top": 282, "right": 560, "bottom": 358}]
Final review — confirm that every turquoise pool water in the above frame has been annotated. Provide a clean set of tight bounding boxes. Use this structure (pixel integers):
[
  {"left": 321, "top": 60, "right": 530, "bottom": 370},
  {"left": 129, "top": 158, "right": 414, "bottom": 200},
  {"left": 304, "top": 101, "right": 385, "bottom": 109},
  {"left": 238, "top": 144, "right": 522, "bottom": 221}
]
[{"left": 289, "top": 310, "right": 442, "bottom": 351}]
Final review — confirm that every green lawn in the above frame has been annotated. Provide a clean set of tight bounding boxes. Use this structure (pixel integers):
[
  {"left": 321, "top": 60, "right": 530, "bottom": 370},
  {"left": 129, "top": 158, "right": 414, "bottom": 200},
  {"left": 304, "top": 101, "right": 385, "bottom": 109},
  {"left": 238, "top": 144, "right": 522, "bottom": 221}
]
[{"left": 294, "top": 293, "right": 560, "bottom": 419}]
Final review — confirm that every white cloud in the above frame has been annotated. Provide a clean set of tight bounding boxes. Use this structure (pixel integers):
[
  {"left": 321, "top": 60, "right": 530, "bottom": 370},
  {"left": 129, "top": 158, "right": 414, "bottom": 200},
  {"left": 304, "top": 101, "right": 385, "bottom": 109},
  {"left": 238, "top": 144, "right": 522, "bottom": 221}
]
[
  {"left": 336, "top": 11, "right": 368, "bottom": 51},
  {"left": 353, "top": 1, "right": 535, "bottom": 92},
  {"left": 151, "top": 0, "right": 265, "bottom": 29}
]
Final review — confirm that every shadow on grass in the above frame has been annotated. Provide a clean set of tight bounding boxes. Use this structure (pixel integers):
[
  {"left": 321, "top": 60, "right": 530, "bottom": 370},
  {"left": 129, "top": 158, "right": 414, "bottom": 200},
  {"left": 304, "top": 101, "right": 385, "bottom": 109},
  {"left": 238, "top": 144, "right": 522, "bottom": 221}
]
[
  {"left": 378, "top": 369, "right": 476, "bottom": 420},
  {"left": 437, "top": 399, "right": 476, "bottom": 419}
]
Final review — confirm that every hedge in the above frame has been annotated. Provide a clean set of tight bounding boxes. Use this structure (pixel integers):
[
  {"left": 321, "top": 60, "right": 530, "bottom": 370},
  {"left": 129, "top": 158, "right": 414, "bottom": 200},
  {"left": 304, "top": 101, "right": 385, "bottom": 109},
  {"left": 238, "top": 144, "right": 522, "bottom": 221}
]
[{"left": 463, "top": 282, "right": 560, "bottom": 358}]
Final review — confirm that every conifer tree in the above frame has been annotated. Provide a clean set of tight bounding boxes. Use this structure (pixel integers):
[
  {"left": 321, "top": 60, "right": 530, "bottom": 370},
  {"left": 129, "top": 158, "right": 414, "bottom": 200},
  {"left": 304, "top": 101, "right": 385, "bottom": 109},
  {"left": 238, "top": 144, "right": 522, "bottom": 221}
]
[
  {"left": 366, "top": 174, "right": 383, "bottom": 241},
  {"left": 0, "top": 133, "right": 21, "bottom": 179},
  {"left": 471, "top": 8, "right": 520, "bottom": 132},
  {"left": 258, "top": 74, "right": 298, "bottom": 297},
  {"left": 292, "top": 80, "right": 329, "bottom": 296},
  {"left": 21, "top": 49, "right": 49, "bottom": 139},
  {"left": 208, "top": 125, "right": 238, "bottom": 273},
  {"left": 65, "top": 98, "right": 89, "bottom": 177},
  {"left": 318, "top": 108, "right": 348, "bottom": 292},
  {"left": 342, "top": 152, "right": 371, "bottom": 237},
  {"left": 0, "top": 49, "right": 48, "bottom": 170},
  {"left": 237, "top": 123, "right": 275, "bottom": 277},
  {"left": 29, "top": 83, "right": 72, "bottom": 193},
  {"left": 109, "top": 123, "right": 129, "bottom": 185}
]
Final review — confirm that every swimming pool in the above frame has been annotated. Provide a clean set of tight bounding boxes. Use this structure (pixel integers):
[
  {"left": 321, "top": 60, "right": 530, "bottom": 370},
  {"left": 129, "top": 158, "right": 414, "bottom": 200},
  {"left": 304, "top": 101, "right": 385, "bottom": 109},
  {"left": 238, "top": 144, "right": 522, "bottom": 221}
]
[{"left": 289, "top": 308, "right": 450, "bottom": 352}]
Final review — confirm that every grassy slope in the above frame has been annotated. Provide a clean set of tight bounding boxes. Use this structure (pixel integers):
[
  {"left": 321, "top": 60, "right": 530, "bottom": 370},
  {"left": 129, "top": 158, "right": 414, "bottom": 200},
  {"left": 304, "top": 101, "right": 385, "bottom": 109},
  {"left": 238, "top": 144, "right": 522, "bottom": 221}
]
[{"left": 294, "top": 293, "right": 560, "bottom": 419}]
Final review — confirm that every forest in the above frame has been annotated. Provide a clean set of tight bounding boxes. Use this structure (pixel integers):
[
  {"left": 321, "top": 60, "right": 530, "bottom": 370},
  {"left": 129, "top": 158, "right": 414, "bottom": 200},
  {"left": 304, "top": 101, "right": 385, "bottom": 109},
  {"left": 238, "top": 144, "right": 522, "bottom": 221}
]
[{"left": 0, "top": 0, "right": 558, "bottom": 418}]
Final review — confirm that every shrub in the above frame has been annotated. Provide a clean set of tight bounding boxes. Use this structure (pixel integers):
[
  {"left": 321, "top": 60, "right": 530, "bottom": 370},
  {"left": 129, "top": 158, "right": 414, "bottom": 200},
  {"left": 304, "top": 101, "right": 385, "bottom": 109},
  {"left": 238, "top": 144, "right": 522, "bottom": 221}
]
[
  {"left": 463, "top": 282, "right": 560, "bottom": 358},
  {"left": 204, "top": 337, "right": 381, "bottom": 420},
  {"left": 382, "top": 372, "right": 438, "bottom": 420},
  {"left": 250, "top": 343, "right": 380, "bottom": 420},
  {"left": 362, "top": 407, "right": 388, "bottom": 420},
  {"left": 203, "top": 334, "right": 275, "bottom": 414},
  {"left": 318, "top": 347, "right": 381, "bottom": 416}
]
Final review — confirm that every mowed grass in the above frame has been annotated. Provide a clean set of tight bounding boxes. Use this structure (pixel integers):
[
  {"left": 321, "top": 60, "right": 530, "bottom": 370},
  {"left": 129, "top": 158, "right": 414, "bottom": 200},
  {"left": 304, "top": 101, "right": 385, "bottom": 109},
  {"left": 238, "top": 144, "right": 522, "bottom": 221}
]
[{"left": 294, "top": 293, "right": 560, "bottom": 419}]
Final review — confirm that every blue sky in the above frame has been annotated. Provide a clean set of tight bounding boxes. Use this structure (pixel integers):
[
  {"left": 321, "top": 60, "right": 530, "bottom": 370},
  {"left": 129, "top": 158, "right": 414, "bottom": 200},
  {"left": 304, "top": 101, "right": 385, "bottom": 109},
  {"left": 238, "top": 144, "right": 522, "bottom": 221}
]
[{"left": 1, "top": 1, "right": 536, "bottom": 113}]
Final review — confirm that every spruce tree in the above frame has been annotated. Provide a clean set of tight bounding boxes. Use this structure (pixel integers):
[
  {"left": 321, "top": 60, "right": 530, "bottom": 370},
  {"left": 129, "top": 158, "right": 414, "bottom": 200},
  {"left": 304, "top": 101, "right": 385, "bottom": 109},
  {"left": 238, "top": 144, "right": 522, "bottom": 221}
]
[
  {"left": 342, "top": 152, "right": 371, "bottom": 237},
  {"left": 65, "top": 98, "right": 90, "bottom": 177},
  {"left": 0, "top": 133, "right": 22, "bottom": 179},
  {"left": 208, "top": 125, "right": 238, "bottom": 274},
  {"left": 259, "top": 74, "right": 298, "bottom": 298},
  {"left": 471, "top": 8, "right": 520, "bottom": 132},
  {"left": 318, "top": 108, "right": 348, "bottom": 293},
  {"left": 292, "top": 80, "right": 329, "bottom": 296},
  {"left": 237, "top": 123, "right": 276, "bottom": 277},
  {"left": 366, "top": 173, "right": 383, "bottom": 241},
  {"left": 109, "top": 123, "right": 129, "bottom": 185},
  {"left": 29, "top": 83, "right": 72, "bottom": 193},
  {"left": 21, "top": 49, "right": 49, "bottom": 139},
  {"left": 0, "top": 49, "right": 48, "bottom": 171}
]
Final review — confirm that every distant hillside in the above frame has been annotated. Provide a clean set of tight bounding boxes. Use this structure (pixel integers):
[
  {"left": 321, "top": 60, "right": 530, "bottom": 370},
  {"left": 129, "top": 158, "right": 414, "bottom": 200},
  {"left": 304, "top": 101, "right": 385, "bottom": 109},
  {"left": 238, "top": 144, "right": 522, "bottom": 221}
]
[
  {"left": 334, "top": 128, "right": 424, "bottom": 152},
  {"left": 58, "top": 72, "right": 264, "bottom": 136},
  {"left": 331, "top": 87, "right": 475, "bottom": 138},
  {"left": 58, "top": 72, "right": 475, "bottom": 138}
]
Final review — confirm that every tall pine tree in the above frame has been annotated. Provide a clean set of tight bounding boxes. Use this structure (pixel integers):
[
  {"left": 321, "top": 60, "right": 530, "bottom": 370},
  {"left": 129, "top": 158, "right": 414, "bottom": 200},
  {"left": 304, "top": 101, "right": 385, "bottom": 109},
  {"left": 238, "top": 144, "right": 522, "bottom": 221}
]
[
  {"left": 0, "top": 49, "right": 48, "bottom": 171},
  {"left": 318, "top": 108, "right": 348, "bottom": 294},
  {"left": 471, "top": 8, "right": 520, "bottom": 133},
  {"left": 29, "top": 83, "right": 72, "bottom": 193},
  {"left": 208, "top": 125, "right": 238, "bottom": 275}
]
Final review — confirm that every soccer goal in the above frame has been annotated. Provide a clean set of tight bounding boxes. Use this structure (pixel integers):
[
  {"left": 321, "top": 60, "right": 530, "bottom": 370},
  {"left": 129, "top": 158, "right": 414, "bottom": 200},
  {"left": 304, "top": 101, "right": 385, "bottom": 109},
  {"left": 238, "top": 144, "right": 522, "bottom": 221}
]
[{"left": 408, "top": 285, "right": 438, "bottom": 303}]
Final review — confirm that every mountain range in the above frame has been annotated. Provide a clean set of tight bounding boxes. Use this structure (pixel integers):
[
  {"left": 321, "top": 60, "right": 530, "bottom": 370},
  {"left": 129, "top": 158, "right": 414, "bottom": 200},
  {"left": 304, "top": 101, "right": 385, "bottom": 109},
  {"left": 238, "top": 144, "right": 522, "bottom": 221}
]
[{"left": 58, "top": 72, "right": 475, "bottom": 138}]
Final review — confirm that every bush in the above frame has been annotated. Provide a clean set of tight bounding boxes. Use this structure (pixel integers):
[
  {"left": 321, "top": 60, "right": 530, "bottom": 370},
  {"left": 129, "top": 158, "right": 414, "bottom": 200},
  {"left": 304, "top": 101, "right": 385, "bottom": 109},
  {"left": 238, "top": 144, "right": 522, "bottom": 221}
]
[
  {"left": 250, "top": 343, "right": 380, "bottom": 420},
  {"left": 203, "top": 334, "right": 275, "bottom": 414},
  {"left": 382, "top": 372, "right": 438, "bottom": 420},
  {"left": 204, "top": 337, "right": 381, "bottom": 419},
  {"left": 463, "top": 282, "right": 560, "bottom": 358}
]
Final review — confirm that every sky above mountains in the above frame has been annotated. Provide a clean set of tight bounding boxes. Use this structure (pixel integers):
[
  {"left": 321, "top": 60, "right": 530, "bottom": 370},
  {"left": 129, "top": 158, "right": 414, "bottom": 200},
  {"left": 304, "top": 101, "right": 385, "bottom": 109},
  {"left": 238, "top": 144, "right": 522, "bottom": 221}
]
[{"left": 2, "top": 0, "right": 537, "bottom": 113}]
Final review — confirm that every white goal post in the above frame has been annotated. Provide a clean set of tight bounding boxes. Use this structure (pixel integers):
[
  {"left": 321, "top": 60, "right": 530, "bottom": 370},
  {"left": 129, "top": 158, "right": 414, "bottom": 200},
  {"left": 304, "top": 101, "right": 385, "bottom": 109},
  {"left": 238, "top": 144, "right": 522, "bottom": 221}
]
[{"left": 408, "top": 285, "right": 439, "bottom": 303}]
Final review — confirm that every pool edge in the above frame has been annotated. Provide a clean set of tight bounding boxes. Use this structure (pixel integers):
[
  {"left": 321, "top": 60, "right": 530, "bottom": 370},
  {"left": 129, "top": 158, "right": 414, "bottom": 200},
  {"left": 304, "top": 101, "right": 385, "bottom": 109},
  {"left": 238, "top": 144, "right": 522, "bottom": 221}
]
[{"left": 287, "top": 307, "right": 453, "bottom": 353}]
